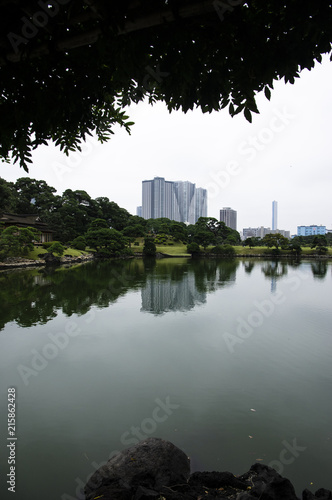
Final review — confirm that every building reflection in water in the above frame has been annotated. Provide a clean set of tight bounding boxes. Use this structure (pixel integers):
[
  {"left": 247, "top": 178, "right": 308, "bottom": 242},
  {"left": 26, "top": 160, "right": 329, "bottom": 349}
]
[
  {"left": 140, "top": 259, "right": 239, "bottom": 315},
  {"left": 261, "top": 261, "right": 288, "bottom": 293},
  {"left": 141, "top": 271, "right": 206, "bottom": 314}
]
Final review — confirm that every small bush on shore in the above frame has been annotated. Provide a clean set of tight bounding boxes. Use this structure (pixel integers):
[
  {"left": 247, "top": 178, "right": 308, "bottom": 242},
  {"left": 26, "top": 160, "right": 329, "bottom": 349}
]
[
  {"left": 47, "top": 242, "right": 65, "bottom": 256},
  {"left": 211, "top": 245, "right": 235, "bottom": 257}
]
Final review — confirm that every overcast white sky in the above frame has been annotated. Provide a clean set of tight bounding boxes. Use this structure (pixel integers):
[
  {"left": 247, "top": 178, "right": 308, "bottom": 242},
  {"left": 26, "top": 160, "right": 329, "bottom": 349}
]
[{"left": 1, "top": 55, "right": 331, "bottom": 235}]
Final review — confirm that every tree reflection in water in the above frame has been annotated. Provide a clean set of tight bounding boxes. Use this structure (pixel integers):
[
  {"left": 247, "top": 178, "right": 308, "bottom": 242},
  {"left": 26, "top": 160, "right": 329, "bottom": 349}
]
[{"left": 0, "top": 258, "right": 328, "bottom": 329}]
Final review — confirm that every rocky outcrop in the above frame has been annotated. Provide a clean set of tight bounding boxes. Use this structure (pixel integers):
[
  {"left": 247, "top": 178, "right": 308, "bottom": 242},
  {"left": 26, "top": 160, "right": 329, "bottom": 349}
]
[
  {"left": 85, "top": 438, "right": 190, "bottom": 500},
  {"left": 59, "top": 253, "right": 94, "bottom": 265},
  {"left": 43, "top": 252, "right": 61, "bottom": 265},
  {"left": 0, "top": 256, "right": 44, "bottom": 269},
  {"left": 0, "top": 253, "right": 94, "bottom": 269},
  {"left": 84, "top": 438, "right": 331, "bottom": 500}
]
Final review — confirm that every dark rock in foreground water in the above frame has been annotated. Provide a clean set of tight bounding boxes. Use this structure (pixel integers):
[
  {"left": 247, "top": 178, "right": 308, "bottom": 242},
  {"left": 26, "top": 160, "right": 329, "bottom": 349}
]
[
  {"left": 85, "top": 438, "right": 190, "bottom": 500},
  {"left": 84, "top": 437, "right": 331, "bottom": 500}
]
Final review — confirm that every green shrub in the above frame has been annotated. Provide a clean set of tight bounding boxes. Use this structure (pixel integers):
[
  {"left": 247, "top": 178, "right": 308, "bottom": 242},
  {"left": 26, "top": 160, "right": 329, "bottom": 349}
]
[
  {"left": 211, "top": 244, "right": 235, "bottom": 257},
  {"left": 42, "top": 241, "right": 55, "bottom": 249},
  {"left": 71, "top": 236, "right": 86, "bottom": 251},
  {"left": 134, "top": 241, "right": 139, "bottom": 246},
  {"left": 143, "top": 238, "right": 156, "bottom": 257},
  {"left": 315, "top": 246, "right": 328, "bottom": 255},
  {"left": 47, "top": 242, "right": 65, "bottom": 256},
  {"left": 155, "top": 237, "right": 167, "bottom": 244},
  {"left": 187, "top": 242, "right": 200, "bottom": 255},
  {"left": 289, "top": 243, "right": 302, "bottom": 256},
  {"left": 122, "top": 247, "right": 134, "bottom": 256},
  {"left": 0, "top": 226, "right": 36, "bottom": 258}
]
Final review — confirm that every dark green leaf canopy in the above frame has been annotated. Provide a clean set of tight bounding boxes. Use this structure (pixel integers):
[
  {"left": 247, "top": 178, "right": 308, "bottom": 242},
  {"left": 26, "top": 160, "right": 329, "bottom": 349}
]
[{"left": 1, "top": 0, "right": 332, "bottom": 171}]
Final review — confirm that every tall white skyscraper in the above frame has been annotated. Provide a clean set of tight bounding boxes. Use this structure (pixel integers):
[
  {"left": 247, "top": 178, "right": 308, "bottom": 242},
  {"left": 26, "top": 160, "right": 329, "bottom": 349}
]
[
  {"left": 173, "top": 181, "right": 196, "bottom": 224},
  {"left": 142, "top": 177, "right": 207, "bottom": 223},
  {"left": 272, "top": 200, "right": 278, "bottom": 231}
]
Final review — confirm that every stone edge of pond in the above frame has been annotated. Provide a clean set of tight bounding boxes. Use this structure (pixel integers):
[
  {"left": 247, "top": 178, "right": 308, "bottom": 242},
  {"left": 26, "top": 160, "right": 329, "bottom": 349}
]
[
  {"left": 0, "top": 253, "right": 95, "bottom": 270},
  {"left": 84, "top": 437, "right": 331, "bottom": 500},
  {"left": 1, "top": 252, "right": 331, "bottom": 269}
]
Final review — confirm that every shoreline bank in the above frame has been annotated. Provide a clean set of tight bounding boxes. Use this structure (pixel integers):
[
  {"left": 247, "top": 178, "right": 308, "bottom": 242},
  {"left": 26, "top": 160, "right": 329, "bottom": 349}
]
[
  {"left": 84, "top": 437, "right": 331, "bottom": 500},
  {"left": 0, "top": 253, "right": 95, "bottom": 270},
  {"left": 0, "top": 252, "right": 331, "bottom": 270}
]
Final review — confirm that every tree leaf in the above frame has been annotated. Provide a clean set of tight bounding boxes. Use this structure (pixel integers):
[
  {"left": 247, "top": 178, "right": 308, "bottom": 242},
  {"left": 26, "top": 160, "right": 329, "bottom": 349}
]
[{"left": 244, "top": 108, "right": 252, "bottom": 123}]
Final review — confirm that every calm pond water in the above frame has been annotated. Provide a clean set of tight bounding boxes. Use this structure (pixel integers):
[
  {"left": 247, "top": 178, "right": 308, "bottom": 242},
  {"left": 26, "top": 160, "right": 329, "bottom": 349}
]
[{"left": 0, "top": 258, "right": 331, "bottom": 500}]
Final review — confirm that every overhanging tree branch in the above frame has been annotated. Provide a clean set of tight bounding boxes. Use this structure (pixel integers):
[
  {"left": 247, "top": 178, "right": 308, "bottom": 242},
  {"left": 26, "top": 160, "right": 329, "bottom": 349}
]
[
  {"left": 1, "top": 0, "right": 217, "bottom": 64},
  {"left": 0, "top": 0, "right": 332, "bottom": 171}
]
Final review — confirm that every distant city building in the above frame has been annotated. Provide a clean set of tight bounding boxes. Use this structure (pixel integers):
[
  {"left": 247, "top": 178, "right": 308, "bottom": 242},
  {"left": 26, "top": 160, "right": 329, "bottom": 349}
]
[
  {"left": 220, "top": 207, "right": 237, "bottom": 230},
  {"left": 195, "top": 187, "right": 208, "bottom": 222},
  {"left": 242, "top": 202, "right": 290, "bottom": 240},
  {"left": 173, "top": 181, "right": 196, "bottom": 224},
  {"left": 272, "top": 201, "right": 278, "bottom": 231},
  {"left": 142, "top": 177, "right": 174, "bottom": 219},
  {"left": 243, "top": 227, "right": 271, "bottom": 240},
  {"left": 136, "top": 206, "right": 142, "bottom": 217},
  {"left": 242, "top": 227, "right": 290, "bottom": 240},
  {"left": 273, "top": 229, "right": 290, "bottom": 238},
  {"left": 141, "top": 177, "right": 207, "bottom": 223},
  {"left": 297, "top": 225, "right": 326, "bottom": 236}
]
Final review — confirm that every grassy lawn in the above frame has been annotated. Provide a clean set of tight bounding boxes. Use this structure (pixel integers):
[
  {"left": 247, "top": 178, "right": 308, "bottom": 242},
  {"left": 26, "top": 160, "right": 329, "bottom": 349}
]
[
  {"left": 131, "top": 241, "right": 190, "bottom": 256},
  {"left": 27, "top": 246, "right": 91, "bottom": 260},
  {"left": 132, "top": 242, "right": 332, "bottom": 257},
  {"left": 155, "top": 243, "right": 190, "bottom": 256},
  {"left": 233, "top": 246, "right": 332, "bottom": 256},
  {"left": 299, "top": 246, "right": 332, "bottom": 255},
  {"left": 25, "top": 243, "right": 331, "bottom": 260},
  {"left": 233, "top": 246, "right": 273, "bottom": 255}
]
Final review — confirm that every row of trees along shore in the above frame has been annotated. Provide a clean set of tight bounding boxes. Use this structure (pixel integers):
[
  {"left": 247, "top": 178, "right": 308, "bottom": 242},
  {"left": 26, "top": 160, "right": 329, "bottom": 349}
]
[{"left": 0, "top": 177, "right": 331, "bottom": 259}]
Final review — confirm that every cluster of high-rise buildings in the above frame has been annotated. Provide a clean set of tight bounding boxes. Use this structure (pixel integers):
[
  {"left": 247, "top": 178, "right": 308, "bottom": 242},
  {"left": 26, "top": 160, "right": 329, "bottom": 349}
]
[
  {"left": 137, "top": 182, "right": 328, "bottom": 237},
  {"left": 137, "top": 177, "right": 207, "bottom": 224}
]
